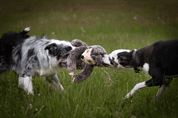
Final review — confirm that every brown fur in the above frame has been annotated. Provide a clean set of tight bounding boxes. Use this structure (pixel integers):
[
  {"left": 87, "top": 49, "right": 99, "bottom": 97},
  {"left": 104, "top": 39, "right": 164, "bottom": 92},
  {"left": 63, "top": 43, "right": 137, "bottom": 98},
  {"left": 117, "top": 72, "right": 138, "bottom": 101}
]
[{"left": 67, "top": 40, "right": 108, "bottom": 83}]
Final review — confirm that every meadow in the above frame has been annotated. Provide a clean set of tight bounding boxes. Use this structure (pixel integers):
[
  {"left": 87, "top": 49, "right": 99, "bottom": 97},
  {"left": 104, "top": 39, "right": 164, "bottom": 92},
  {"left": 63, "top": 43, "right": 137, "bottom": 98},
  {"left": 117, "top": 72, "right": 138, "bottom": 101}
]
[{"left": 0, "top": 0, "right": 178, "bottom": 117}]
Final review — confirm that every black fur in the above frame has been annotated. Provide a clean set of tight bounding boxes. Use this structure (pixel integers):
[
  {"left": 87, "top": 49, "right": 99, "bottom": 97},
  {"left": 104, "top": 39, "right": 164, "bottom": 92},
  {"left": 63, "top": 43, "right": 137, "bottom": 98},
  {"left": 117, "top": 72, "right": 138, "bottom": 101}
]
[
  {"left": 118, "top": 39, "right": 178, "bottom": 98},
  {"left": 0, "top": 30, "right": 30, "bottom": 74},
  {"left": 45, "top": 44, "right": 72, "bottom": 60}
]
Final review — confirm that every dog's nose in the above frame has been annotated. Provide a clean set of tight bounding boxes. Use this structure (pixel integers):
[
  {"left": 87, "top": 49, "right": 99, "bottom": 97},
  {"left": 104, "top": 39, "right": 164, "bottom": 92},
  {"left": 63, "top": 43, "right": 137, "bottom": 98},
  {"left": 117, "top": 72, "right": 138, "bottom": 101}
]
[{"left": 81, "top": 55, "right": 84, "bottom": 59}]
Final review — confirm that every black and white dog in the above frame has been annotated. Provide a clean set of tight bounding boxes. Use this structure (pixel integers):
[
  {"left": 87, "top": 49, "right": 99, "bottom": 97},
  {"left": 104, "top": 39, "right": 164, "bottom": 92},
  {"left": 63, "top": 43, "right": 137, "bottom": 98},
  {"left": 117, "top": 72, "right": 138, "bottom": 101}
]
[
  {"left": 0, "top": 27, "right": 75, "bottom": 95},
  {"left": 110, "top": 40, "right": 178, "bottom": 100}
]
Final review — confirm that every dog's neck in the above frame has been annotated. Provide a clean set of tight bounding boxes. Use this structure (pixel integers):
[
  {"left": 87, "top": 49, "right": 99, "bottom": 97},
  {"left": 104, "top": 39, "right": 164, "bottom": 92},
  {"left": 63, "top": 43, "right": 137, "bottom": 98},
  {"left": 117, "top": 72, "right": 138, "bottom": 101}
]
[{"left": 131, "top": 49, "right": 143, "bottom": 72}]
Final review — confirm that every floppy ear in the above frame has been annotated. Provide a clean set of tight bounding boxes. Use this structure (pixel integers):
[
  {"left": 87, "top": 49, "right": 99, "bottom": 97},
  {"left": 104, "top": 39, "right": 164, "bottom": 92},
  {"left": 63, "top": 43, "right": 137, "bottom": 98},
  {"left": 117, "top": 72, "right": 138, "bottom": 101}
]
[
  {"left": 118, "top": 55, "right": 130, "bottom": 63},
  {"left": 44, "top": 43, "right": 59, "bottom": 56},
  {"left": 67, "top": 46, "right": 87, "bottom": 72}
]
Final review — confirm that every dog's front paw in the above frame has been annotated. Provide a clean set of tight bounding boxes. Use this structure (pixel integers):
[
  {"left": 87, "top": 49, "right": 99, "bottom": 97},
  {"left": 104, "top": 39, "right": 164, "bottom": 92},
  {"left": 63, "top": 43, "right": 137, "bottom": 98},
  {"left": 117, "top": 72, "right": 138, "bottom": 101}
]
[
  {"left": 27, "top": 90, "right": 34, "bottom": 95},
  {"left": 125, "top": 93, "right": 132, "bottom": 99}
]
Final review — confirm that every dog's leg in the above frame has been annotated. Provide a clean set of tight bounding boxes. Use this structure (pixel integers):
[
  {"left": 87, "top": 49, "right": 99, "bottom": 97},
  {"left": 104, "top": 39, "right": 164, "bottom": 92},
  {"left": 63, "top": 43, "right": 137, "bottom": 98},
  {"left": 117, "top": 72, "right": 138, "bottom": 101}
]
[
  {"left": 52, "top": 74, "right": 65, "bottom": 92},
  {"left": 125, "top": 68, "right": 164, "bottom": 99},
  {"left": 125, "top": 81, "right": 147, "bottom": 98},
  {"left": 18, "top": 75, "right": 34, "bottom": 95},
  {"left": 126, "top": 68, "right": 165, "bottom": 100},
  {"left": 46, "top": 74, "right": 65, "bottom": 92},
  {"left": 155, "top": 85, "right": 167, "bottom": 101},
  {"left": 155, "top": 77, "right": 172, "bottom": 100}
]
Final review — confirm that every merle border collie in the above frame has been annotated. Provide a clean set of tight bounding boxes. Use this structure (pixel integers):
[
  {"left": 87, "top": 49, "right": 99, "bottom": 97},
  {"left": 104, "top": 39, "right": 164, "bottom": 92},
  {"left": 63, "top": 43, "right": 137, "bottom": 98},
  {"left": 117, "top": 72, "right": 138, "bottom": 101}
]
[
  {"left": 0, "top": 27, "right": 75, "bottom": 95},
  {"left": 110, "top": 40, "right": 178, "bottom": 100}
]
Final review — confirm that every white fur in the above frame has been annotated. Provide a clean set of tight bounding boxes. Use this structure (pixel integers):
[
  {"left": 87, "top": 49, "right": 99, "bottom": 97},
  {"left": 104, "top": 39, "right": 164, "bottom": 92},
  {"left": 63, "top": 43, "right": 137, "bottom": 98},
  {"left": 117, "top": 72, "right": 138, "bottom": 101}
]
[
  {"left": 143, "top": 63, "right": 149, "bottom": 73},
  {"left": 103, "top": 49, "right": 131, "bottom": 68},
  {"left": 102, "top": 55, "right": 110, "bottom": 65},
  {"left": 18, "top": 76, "right": 34, "bottom": 95},
  {"left": 50, "top": 39, "right": 75, "bottom": 49},
  {"left": 125, "top": 81, "right": 147, "bottom": 98}
]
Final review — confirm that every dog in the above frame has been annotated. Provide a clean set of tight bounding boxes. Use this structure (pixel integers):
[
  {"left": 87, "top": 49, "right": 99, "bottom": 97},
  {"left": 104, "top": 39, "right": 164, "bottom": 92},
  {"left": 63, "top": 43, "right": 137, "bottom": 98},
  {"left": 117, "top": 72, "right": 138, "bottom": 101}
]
[
  {"left": 113, "top": 40, "right": 178, "bottom": 100},
  {"left": 0, "top": 27, "right": 75, "bottom": 95}
]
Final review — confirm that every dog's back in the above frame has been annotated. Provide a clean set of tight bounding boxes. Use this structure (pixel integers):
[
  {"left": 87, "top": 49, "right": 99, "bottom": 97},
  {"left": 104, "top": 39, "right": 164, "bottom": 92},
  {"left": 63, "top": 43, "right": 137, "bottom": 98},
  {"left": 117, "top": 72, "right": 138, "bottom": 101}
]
[
  {"left": 0, "top": 27, "right": 30, "bottom": 74},
  {"left": 150, "top": 40, "right": 178, "bottom": 76}
]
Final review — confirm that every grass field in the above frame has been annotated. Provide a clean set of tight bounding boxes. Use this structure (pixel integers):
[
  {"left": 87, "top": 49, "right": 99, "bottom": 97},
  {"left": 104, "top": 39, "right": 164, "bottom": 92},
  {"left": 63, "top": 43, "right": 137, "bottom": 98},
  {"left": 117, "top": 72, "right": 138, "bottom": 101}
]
[{"left": 0, "top": 0, "right": 178, "bottom": 117}]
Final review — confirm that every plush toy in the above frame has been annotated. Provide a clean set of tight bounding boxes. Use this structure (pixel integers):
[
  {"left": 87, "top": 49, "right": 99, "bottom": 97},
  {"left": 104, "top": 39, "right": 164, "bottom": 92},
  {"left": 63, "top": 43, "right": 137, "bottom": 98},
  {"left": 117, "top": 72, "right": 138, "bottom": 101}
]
[{"left": 67, "top": 39, "right": 110, "bottom": 83}]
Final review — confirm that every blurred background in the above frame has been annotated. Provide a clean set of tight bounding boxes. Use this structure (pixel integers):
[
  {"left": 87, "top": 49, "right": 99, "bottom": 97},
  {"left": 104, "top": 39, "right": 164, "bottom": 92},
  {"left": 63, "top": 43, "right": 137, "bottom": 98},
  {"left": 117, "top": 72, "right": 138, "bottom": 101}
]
[{"left": 1, "top": 0, "right": 178, "bottom": 52}]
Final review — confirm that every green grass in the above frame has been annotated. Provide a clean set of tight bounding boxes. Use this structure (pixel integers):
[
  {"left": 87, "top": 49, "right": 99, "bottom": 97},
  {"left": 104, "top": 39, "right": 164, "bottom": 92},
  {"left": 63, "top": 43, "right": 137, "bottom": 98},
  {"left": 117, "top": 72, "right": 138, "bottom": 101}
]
[{"left": 0, "top": 0, "right": 178, "bottom": 117}]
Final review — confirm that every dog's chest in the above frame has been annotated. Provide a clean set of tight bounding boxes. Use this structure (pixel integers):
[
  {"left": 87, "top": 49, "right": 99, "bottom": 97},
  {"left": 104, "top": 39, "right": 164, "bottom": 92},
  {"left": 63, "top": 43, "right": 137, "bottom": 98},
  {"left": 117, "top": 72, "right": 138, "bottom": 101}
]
[{"left": 142, "top": 63, "right": 149, "bottom": 73}]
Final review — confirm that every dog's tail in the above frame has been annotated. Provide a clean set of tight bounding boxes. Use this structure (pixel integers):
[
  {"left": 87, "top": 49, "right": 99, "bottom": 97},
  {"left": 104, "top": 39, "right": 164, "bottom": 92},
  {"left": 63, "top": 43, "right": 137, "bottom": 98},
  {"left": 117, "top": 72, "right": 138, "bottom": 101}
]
[{"left": 19, "top": 26, "right": 31, "bottom": 35}]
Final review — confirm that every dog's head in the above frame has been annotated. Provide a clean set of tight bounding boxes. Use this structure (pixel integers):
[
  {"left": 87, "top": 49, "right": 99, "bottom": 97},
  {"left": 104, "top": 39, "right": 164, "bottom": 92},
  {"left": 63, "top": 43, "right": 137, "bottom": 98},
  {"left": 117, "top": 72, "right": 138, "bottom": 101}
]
[
  {"left": 45, "top": 40, "right": 74, "bottom": 60},
  {"left": 117, "top": 49, "right": 142, "bottom": 73},
  {"left": 80, "top": 45, "right": 108, "bottom": 67},
  {"left": 102, "top": 49, "right": 131, "bottom": 68}
]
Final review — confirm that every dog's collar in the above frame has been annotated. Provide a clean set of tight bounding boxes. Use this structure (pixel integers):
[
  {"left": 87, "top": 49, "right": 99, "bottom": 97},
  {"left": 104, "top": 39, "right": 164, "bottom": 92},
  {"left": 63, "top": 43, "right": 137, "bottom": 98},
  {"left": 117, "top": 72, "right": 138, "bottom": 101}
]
[{"left": 132, "top": 49, "right": 141, "bottom": 73}]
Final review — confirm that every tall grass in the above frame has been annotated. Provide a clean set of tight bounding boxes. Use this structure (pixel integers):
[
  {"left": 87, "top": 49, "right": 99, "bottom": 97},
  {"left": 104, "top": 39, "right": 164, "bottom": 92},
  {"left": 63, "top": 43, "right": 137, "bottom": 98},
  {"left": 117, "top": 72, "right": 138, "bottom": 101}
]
[{"left": 0, "top": 0, "right": 178, "bottom": 117}]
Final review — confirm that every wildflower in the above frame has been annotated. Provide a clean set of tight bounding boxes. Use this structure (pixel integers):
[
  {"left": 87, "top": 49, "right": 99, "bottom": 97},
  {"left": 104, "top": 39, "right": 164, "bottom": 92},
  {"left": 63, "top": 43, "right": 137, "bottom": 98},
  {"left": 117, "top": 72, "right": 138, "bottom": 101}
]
[
  {"left": 133, "top": 16, "right": 138, "bottom": 20},
  {"left": 29, "top": 104, "right": 32, "bottom": 109},
  {"left": 73, "top": 14, "right": 76, "bottom": 17}
]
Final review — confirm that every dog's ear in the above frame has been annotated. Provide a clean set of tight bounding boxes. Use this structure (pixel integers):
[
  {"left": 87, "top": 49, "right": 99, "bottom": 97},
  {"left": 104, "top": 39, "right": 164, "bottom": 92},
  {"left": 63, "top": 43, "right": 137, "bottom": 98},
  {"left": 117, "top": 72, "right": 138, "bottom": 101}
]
[
  {"left": 64, "top": 46, "right": 72, "bottom": 52},
  {"left": 117, "top": 51, "right": 132, "bottom": 67},
  {"left": 44, "top": 43, "right": 59, "bottom": 56}
]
